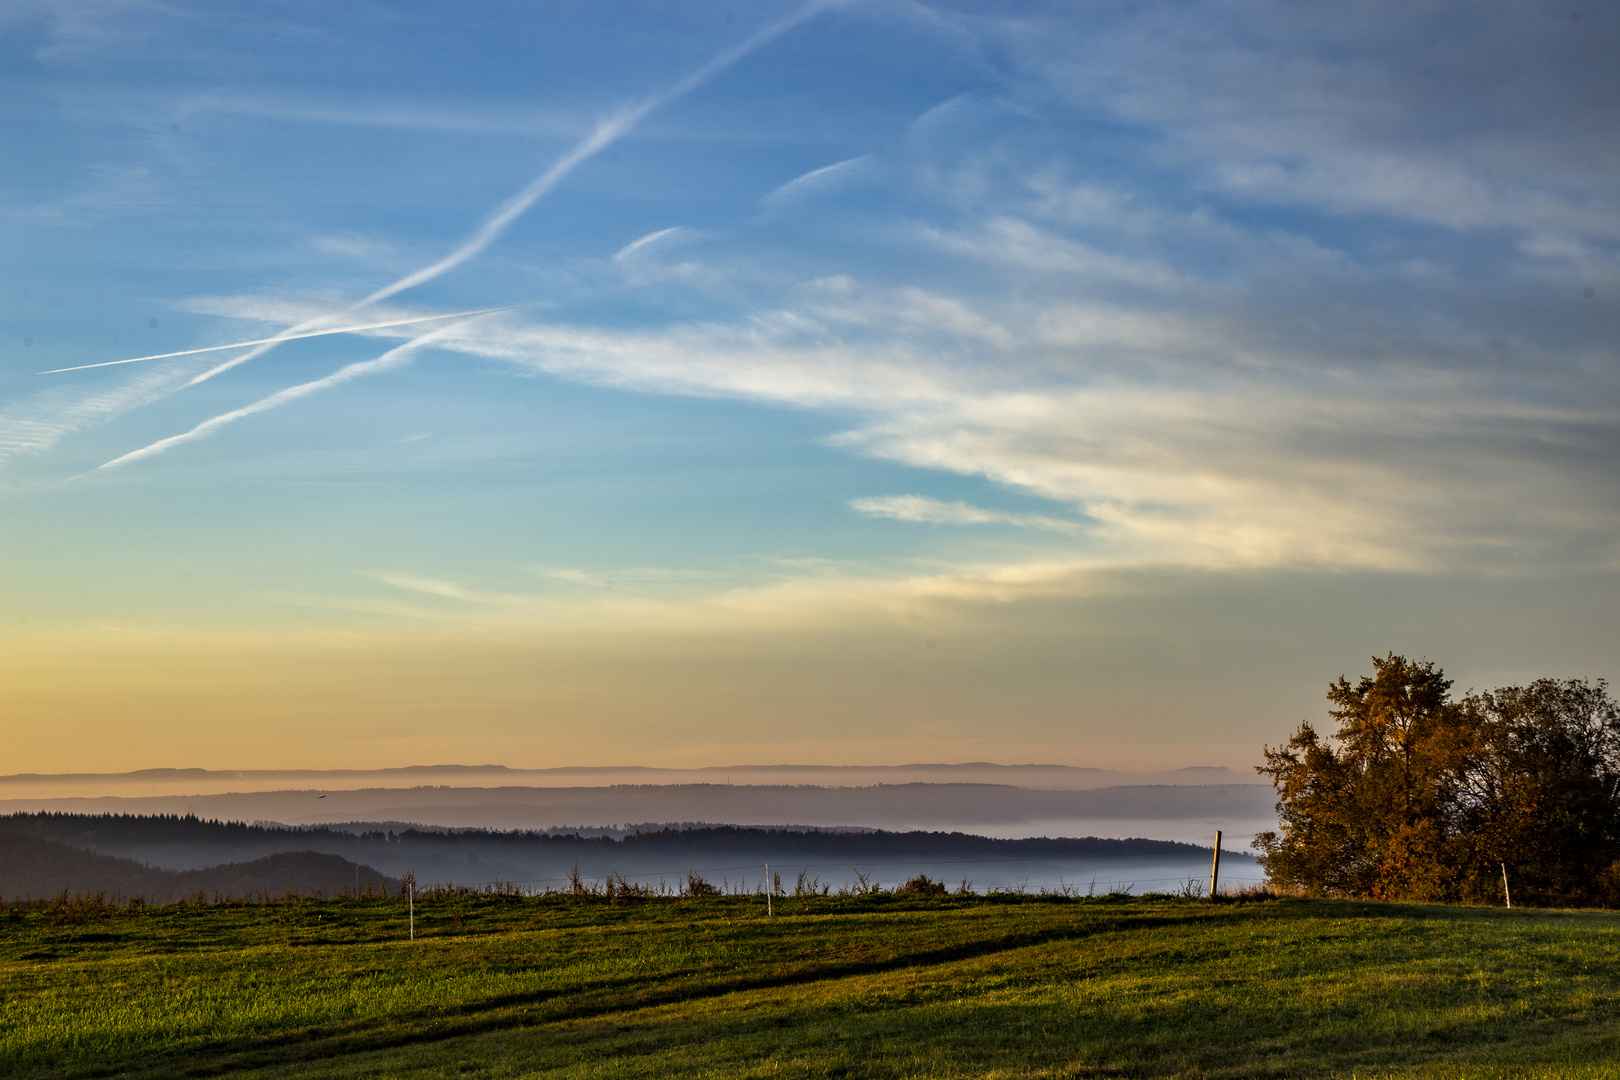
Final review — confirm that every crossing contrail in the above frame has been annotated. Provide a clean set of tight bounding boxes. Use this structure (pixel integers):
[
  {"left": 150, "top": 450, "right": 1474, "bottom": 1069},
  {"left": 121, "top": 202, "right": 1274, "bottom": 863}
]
[
  {"left": 179, "top": 0, "right": 839, "bottom": 391},
  {"left": 96, "top": 321, "right": 474, "bottom": 471},
  {"left": 89, "top": 0, "right": 842, "bottom": 473},
  {"left": 37, "top": 307, "right": 512, "bottom": 374}
]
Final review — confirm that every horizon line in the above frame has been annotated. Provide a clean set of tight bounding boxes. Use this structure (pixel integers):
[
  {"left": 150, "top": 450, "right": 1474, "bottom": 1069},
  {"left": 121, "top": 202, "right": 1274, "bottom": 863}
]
[{"left": 0, "top": 762, "right": 1243, "bottom": 782}]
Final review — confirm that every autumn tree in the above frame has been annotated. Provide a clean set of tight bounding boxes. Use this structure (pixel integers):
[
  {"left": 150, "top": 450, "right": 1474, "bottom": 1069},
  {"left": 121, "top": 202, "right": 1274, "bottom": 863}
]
[
  {"left": 1255, "top": 654, "right": 1469, "bottom": 900},
  {"left": 1454, "top": 679, "right": 1620, "bottom": 906},
  {"left": 1256, "top": 655, "right": 1620, "bottom": 906}
]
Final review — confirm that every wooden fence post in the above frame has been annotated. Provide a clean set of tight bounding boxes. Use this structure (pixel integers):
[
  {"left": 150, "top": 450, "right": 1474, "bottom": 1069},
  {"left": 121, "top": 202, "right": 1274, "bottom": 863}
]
[{"left": 1210, "top": 830, "right": 1222, "bottom": 899}]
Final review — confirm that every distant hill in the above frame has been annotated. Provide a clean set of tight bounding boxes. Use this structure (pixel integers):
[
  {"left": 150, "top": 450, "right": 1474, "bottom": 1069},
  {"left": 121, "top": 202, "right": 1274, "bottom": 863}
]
[
  {"left": 0, "top": 829, "right": 397, "bottom": 902},
  {"left": 0, "top": 780, "right": 1277, "bottom": 844},
  {"left": 0, "top": 762, "right": 1250, "bottom": 799}
]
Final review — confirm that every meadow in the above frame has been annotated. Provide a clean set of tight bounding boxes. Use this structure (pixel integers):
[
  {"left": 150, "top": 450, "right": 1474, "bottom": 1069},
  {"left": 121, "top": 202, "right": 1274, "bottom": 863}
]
[{"left": 3, "top": 888, "right": 1619, "bottom": 1079}]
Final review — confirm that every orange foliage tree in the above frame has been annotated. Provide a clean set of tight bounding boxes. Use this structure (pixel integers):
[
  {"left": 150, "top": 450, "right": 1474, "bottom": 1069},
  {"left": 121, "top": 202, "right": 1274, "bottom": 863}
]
[{"left": 1256, "top": 654, "right": 1620, "bottom": 906}]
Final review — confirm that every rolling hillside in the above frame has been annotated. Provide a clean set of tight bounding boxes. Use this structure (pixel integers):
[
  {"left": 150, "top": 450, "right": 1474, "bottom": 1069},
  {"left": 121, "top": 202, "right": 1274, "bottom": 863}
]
[{"left": 1, "top": 892, "right": 1613, "bottom": 1078}]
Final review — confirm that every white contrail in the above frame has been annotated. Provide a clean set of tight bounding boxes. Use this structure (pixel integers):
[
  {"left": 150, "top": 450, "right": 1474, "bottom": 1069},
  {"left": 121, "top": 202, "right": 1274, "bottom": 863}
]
[
  {"left": 181, "top": 1, "right": 839, "bottom": 391},
  {"left": 96, "top": 322, "right": 469, "bottom": 471},
  {"left": 362, "top": 0, "right": 843, "bottom": 305},
  {"left": 37, "top": 307, "right": 511, "bottom": 374}
]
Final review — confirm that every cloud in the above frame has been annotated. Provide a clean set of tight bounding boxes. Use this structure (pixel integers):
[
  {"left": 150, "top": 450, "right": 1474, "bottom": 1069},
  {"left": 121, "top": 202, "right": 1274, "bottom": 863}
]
[
  {"left": 761, "top": 155, "right": 875, "bottom": 209},
  {"left": 803, "top": 281, "right": 1015, "bottom": 348},
  {"left": 922, "top": 218, "right": 1185, "bottom": 290},
  {"left": 0, "top": 363, "right": 197, "bottom": 468},
  {"left": 17, "top": 162, "right": 166, "bottom": 224},
  {"left": 850, "top": 494, "right": 1078, "bottom": 531},
  {"left": 426, "top": 311, "right": 960, "bottom": 410},
  {"left": 17, "top": 0, "right": 1616, "bottom": 594},
  {"left": 613, "top": 227, "right": 690, "bottom": 261},
  {"left": 905, "top": 93, "right": 978, "bottom": 138},
  {"left": 991, "top": 0, "right": 1620, "bottom": 239},
  {"left": 407, "top": 275, "right": 1619, "bottom": 574},
  {"left": 357, "top": 553, "right": 1140, "bottom": 635},
  {"left": 375, "top": 574, "right": 475, "bottom": 600}
]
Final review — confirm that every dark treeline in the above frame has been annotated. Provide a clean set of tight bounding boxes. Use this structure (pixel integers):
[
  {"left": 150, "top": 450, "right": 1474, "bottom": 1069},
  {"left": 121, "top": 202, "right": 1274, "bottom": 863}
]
[
  {"left": 1258, "top": 654, "right": 1620, "bottom": 907},
  {"left": 397, "top": 825, "right": 1210, "bottom": 860},
  {"left": 2, "top": 812, "right": 1212, "bottom": 862},
  {"left": 0, "top": 814, "right": 1232, "bottom": 900}
]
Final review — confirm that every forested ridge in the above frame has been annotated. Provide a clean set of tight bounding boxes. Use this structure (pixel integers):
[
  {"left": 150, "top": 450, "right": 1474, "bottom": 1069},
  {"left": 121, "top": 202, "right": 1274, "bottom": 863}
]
[
  {"left": 2, "top": 814, "right": 1216, "bottom": 863},
  {"left": 1, "top": 813, "right": 1212, "bottom": 854},
  {"left": 1, "top": 815, "right": 1233, "bottom": 901}
]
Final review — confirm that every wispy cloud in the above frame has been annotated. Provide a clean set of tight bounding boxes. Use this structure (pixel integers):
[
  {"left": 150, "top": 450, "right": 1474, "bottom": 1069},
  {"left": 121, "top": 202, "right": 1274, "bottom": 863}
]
[
  {"left": 762, "top": 155, "right": 874, "bottom": 209},
  {"left": 0, "top": 363, "right": 196, "bottom": 467},
  {"left": 410, "top": 275, "right": 1620, "bottom": 575},
  {"left": 613, "top": 226, "right": 689, "bottom": 261},
  {"left": 922, "top": 218, "right": 1184, "bottom": 290},
  {"left": 347, "top": 554, "right": 1135, "bottom": 634},
  {"left": 990, "top": 1, "right": 1620, "bottom": 239},
  {"left": 374, "top": 574, "right": 479, "bottom": 601},
  {"left": 850, "top": 495, "right": 1078, "bottom": 531}
]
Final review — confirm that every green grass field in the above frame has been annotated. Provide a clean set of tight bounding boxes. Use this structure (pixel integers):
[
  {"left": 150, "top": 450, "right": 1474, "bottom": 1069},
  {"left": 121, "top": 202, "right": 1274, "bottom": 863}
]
[{"left": 4, "top": 890, "right": 1620, "bottom": 1079}]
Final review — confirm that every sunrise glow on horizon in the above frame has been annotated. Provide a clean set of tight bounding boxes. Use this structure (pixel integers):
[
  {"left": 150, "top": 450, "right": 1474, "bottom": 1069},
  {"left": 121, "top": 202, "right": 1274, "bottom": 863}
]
[{"left": 2, "top": 1, "right": 1615, "bottom": 774}]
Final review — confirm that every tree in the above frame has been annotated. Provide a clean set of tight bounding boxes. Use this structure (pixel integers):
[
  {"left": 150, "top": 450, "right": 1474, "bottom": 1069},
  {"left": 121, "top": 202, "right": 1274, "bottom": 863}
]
[
  {"left": 1455, "top": 679, "right": 1620, "bottom": 906},
  {"left": 1249, "top": 721, "right": 1363, "bottom": 896},
  {"left": 1256, "top": 654, "right": 1468, "bottom": 900},
  {"left": 1255, "top": 656, "right": 1620, "bottom": 905}
]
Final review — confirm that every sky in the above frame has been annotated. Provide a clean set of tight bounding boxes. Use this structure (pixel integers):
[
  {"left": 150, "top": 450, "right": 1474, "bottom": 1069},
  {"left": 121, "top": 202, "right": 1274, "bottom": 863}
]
[{"left": 1, "top": 0, "right": 1616, "bottom": 774}]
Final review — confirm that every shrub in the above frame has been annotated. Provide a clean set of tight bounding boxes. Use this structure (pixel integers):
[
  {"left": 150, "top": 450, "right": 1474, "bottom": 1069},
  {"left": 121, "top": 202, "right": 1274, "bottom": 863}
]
[
  {"left": 684, "top": 873, "right": 721, "bottom": 897},
  {"left": 896, "top": 874, "right": 947, "bottom": 897}
]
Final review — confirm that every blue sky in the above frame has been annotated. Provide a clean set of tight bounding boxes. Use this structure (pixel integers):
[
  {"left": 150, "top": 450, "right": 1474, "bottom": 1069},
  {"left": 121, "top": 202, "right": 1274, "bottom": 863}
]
[{"left": 1, "top": 0, "right": 1616, "bottom": 771}]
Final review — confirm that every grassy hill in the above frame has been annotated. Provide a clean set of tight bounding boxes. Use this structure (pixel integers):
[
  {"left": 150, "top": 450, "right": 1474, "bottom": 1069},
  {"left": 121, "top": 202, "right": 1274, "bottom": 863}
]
[{"left": 2, "top": 890, "right": 1617, "bottom": 1078}]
